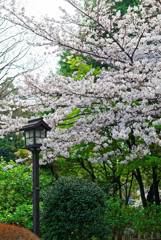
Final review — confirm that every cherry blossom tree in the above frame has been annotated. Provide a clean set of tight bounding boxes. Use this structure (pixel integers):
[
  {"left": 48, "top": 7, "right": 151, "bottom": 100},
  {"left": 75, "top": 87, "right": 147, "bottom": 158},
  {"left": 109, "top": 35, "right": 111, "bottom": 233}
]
[{"left": 0, "top": 0, "right": 161, "bottom": 206}]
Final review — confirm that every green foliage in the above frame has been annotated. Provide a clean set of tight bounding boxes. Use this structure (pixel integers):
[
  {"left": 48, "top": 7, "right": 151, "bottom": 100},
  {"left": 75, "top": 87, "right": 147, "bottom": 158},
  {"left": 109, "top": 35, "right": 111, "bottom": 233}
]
[
  {"left": 115, "top": 0, "right": 141, "bottom": 15},
  {"left": 131, "top": 205, "right": 161, "bottom": 236},
  {"left": 67, "top": 56, "right": 100, "bottom": 80},
  {"left": 0, "top": 204, "right": 33, "bottom": 230},
  {"left": 57, "top": 53, "right": 100, "bottom": 80},
  {"left": 56, "top": 50, "right": 74, "bottom": 77},
  {"left": 56, "top": 157, "right": 94, "bottom": 180},
  {"left": 106, "top": 199, "right": 133, "bottom": 237},
  {"left": 56, "top": 51, "right": 103, "bottom": 80},
  {"left": 85, "top": 0, "right": 140, "bottom": 15},
  {"left": 69, "top": 142, "right": 95, "bottom": 160},
  {"left": 106, "top": 199, "right": 161, "bottom": 238},
  {"left": 0, "top": 133, "right": 24, "bottom": 162},
  {"left": 0, "top": 158, "right": 52, "bottom": 230},
  {"left": 58, "top": 109, "right": 81, "bottom": 129},
  {"left": 41, "top": 177, "right": 109, "bottom": 240}
]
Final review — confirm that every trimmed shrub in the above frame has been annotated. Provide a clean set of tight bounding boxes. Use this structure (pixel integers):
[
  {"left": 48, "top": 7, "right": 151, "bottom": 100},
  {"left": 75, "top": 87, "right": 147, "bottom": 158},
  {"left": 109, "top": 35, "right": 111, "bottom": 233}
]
[{"left": 41, "top": 177, "right": 109, "bottom": 240}]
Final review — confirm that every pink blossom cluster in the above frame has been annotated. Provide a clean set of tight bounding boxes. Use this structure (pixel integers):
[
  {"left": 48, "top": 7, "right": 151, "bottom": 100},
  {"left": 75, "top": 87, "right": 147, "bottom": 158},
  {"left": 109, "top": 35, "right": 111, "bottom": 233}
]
[{"left": 0, "top": 0, "right": 161, "bottom": 164}]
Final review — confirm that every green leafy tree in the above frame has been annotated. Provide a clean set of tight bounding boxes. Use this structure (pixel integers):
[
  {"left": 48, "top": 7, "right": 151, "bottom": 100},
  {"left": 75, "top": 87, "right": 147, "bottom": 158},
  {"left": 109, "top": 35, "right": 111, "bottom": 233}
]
[{"left": 57, "top": 51, "right": 102, "bottom": 80}]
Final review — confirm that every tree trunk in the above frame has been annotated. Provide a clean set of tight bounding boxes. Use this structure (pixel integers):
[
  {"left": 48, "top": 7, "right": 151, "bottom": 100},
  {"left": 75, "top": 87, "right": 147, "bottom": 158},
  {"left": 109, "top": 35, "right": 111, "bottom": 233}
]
[
  {"left": 133, "top": 168, "right": 147, "bottom": 208},
  {"left": 147, "top": 184, "right": 154, "bottom": 204},
  {"left": 152, "top": 167, "right": 160, "bottom": 205}
]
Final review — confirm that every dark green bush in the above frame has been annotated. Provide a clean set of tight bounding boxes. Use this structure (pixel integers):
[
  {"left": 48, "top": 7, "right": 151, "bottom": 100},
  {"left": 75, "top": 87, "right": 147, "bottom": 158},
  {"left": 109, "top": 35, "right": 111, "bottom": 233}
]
[{"left": 41, "top": 177, "right": 109, "bottom": 240}]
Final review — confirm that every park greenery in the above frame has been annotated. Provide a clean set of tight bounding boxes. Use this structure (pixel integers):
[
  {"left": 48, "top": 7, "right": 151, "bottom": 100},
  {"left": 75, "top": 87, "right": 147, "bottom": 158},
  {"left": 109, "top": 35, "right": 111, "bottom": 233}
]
[
  {"left": 0, "top": 158, "right": 161, "bottom": 239},
  {"left": 0, "top": 0, "right": 161, "bottom": 239},
  {"left": 0, "top": 158, "right": 52, "bottom": 231}
]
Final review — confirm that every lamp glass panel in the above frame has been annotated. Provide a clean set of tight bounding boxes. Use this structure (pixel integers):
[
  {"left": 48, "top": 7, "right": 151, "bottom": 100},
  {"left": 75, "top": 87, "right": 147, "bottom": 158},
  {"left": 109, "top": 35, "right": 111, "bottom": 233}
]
[
  {"left": 36, "top": 130, "right": 41, "bottom": 137},
  {"left": 36, "top": 130, "right": 42, "bottom": 144},
  {"left": 30, "top": 130, "right": 34, "bottom": 137},
  {"left": 26, "top": 139, "right": 29, "bottom": 146},
  {"left": 26, "top": 131, "right": 30, "bottom": 138},
  {"left": 36, "top": 138, "right": 42, "bottom": 144},
  {"left": 28, "top": 138, "right": 34, "bottom": 145},
  {"left": 41, "top": 130, "right": 46, "bottom": 138}
]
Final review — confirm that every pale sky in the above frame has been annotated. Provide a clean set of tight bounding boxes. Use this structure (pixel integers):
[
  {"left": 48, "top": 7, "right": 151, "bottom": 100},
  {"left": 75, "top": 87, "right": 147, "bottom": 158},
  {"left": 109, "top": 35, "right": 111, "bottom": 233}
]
[
  {"left": 23, "top": 0, "right": 74, "bottom": 19},
  {"left": 18, "top": 0, "right": 75, "bottom": 75}
]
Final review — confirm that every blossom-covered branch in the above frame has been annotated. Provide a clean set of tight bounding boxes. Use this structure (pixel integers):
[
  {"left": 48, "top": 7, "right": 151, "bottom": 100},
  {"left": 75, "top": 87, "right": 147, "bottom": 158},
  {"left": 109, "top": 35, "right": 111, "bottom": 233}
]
[{"left": 0, "top": 0, "right": 160, "bottom": 167}]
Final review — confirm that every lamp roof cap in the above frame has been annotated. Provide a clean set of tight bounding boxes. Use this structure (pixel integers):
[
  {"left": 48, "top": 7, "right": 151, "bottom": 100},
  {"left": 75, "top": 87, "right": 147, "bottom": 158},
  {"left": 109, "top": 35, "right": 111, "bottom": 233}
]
[{"left": 20, "top": 117, "right": 51, "bottom": 131}]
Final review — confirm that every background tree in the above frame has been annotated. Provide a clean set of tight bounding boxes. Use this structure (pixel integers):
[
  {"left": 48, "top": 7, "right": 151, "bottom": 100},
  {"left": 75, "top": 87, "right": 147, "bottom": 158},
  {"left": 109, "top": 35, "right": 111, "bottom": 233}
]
[
  {"left": 0, "top": 17, "right": 38, "bottom": 100},
  {"left": 0, "top": 3, "right": 46, "bottom": 160}
]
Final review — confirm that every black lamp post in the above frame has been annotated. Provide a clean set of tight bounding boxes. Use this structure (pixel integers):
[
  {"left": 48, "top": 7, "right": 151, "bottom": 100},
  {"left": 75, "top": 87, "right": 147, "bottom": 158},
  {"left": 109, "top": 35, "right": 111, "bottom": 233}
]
[{"left": 21, "top": 118, "right": 51, "bottom": 237}]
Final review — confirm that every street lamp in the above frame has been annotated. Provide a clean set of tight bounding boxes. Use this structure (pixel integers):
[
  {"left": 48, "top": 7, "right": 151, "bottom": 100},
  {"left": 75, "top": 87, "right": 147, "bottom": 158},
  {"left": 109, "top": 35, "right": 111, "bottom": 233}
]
[{"left": 21, "top": 118, "right": 51, "bottom": 237}]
